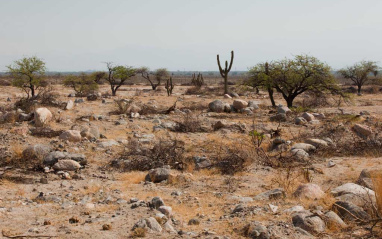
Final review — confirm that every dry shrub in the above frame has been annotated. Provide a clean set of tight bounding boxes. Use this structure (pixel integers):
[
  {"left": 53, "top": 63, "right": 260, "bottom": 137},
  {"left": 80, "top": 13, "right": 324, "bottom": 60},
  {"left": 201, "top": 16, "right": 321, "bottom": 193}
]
[
  {"left": 115, "top": 137, "right": 186, "bottom": 171},
  {"left": 119, "top": 171, "right": 147, "bottom": 184},
  {"left": 30, "top": 127, "right": 64, "bottom": 138},
  {"left": 210, "top": 142, "right": 256, "bottom": 175},
  {"left": 14, "top": 98, "right": 37, "bottom": 113},
  {"left": 180, "top": 101, "right": 208, "bottom": 111},
  {"left": 271, "top": 166, "right": 309, "bottom": 194},
  {"left": 113, "top": 98, "right": 136, "bottom": 115},
  {"left": 185, "top": 86, "right": 204, "bottom": 95},
  {"left": 4, "top": 145, "right": 42, "bottom": 169},
  {"left": 174, "top": 112, "right": 206, "bottom": 133},
  {"left": 314, "top": 122, "right": 382, "bottom": 158},
  {"left": 131, "top": 227, "right": 146, "bottom": 238},
  {"left": 0, "top": 78, "right": 11, "bottom": 86}
]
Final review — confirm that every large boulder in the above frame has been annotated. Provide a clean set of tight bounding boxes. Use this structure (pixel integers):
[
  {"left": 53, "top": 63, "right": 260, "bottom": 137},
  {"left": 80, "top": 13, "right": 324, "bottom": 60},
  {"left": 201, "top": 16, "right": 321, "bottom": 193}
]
[
  {"left": 324, "top": 211, "right": 347, "bottom": 230},
  {"left": 293, "top": 183, "right": 325, "bottom": 200},
  {"left": 43, "top": 151, "right": 87, "bottom": 166},
  {"left": 332, "top": 201, "right": 370, "bottom": 222},
  {"left": 291, "top": 143, "right": 316, "bottom": 152},
  {"left": 290, "top": 148, "right": 309, "bottom": 160},
  {"left": 22, "top": 144, "right": 51, "bottom": 161},
  {"left": 353, "top": 124, "right": 373, "bottom": 138},
  {"left": 208, "top": 100, "right": 230, "bottom": 113},
  {"left": 277, "top": 105, "right": 291, "bottom": 115},
  {"left": 147, "top": 168, "right": 170, "bottom": 183},
  {"left": 270, "top": 113, "right": 287, "bottom": 122},
  {"left": 34, "top": 108, "right": 52, "bottom": 127},
  {"left": 331, "top": 183, "right": 375, "bottom": 198},
  {"left": 305, "top": 139, "right": 328, "bottom": 148},
  {"left": 357, "top": 168, "right": 382, "bottom": 190},
  {"left": 292, "top": 210, "right": 326, "bottom": 235},
  {"left": 59, "top": 130, "right": 82, "bottom": 142},
  {"left": 52, "top": 159, "right": 81, "bottom": 171},
  {"left": 295, "top": 117, "right": 307, "bottom": 125},
  {"left": 232, "top": 99, "right": 248, "bottom": 110},
  {"left": 301, "top": 112, "right": 315, "bottom": 122}
]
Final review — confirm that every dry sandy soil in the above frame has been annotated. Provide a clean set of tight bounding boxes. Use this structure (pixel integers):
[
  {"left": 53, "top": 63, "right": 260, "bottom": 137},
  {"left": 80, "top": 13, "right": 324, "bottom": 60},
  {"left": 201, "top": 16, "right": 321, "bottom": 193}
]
[{"left": 0, "top": 84, "right": 382, "bottom": 239}]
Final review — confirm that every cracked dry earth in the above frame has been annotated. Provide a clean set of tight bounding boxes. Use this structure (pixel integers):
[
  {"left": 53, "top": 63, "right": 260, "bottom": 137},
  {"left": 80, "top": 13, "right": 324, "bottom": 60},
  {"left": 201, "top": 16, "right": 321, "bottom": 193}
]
[{"left": 1, "top": 85, "right": 382, "bottom": 238}]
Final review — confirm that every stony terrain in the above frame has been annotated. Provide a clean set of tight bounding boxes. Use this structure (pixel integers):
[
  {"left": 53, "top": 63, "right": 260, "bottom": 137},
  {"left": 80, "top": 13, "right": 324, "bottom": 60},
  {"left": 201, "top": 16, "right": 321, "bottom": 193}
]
[{"left": 1, "top": 84, "right": 382, "bottom": 239}]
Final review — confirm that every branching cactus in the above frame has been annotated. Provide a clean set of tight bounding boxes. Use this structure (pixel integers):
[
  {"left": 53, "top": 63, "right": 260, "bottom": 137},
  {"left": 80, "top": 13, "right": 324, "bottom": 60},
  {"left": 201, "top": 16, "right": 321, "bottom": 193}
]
[
  {"left": 165, "top": 77, "right": 174, "bottom": 96},
  {"left": 191, "top": 72, "right": 204, "bottom": 88},
  {"left": 217, "top": 50, "right": 234, "bottom": 94}
]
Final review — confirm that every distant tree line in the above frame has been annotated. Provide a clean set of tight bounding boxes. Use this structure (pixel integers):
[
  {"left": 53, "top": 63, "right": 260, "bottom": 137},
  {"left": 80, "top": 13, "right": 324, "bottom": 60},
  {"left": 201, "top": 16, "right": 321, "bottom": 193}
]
[{"left": 3, "top": 55, "right": 380, "bottom": 106}]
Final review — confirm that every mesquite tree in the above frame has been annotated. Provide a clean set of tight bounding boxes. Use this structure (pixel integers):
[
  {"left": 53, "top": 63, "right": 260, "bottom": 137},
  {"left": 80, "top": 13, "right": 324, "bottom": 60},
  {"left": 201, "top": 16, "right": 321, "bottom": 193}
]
[
  {"left": 273, "top": 55, "right": 336, "bottom": 107},
  {"left": 338, "top": 61, "right": 379, "bottom": 94},
  {"left": 137, "top": 67, "right": 169, "bottom": 90},
  {"left": 105, "top": 62, "right": 135, "bottom": 96},
  {"left": 217, "top": 51, "right": 234, "bottom": 95},
  {"left": 7, "top": 56, "right": 46, "bottom": 98}
]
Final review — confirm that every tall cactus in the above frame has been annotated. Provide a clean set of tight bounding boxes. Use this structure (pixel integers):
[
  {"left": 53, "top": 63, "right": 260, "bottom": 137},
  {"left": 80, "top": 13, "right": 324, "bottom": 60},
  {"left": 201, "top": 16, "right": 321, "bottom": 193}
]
[
  {"left": 165, "top": 77, "right": 174, "bottom": 96},
  {"left": 217, "top": 50, "right": 234, "bottom": 94}
]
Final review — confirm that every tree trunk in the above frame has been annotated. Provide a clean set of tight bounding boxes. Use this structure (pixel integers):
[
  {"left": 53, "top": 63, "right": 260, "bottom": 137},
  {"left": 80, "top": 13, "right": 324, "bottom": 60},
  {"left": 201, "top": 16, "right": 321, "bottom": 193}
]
[
  {"left": 30, "top": 85, "right": 35, "bottom": 97},
  {"left": 357, "top": 84, "right": 362, "bottom": 94},
  {"left": 286, "top": 97, "right": 294, "bottom": 108},
  {"left": 267, "top": 87, "right": 276, "bottom": 107},
  {"left": 224, "top": 76, "right": 228, "bottom": 95},
  {"left": 111, "top": 86, "right": 117, "bottom": 96}
]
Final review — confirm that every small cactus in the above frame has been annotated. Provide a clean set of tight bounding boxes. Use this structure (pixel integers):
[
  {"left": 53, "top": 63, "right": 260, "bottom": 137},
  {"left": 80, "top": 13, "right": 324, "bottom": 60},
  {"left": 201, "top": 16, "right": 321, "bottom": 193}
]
[{"left": 191, "top": 72, "right": 204, "bottom": 88}]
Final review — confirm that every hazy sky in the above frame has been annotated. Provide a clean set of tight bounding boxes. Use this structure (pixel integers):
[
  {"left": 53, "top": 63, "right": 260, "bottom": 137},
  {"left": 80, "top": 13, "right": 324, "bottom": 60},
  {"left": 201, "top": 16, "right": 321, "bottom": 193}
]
[{"left": 1, "top": 0, "right": 381, "bottom": 71}]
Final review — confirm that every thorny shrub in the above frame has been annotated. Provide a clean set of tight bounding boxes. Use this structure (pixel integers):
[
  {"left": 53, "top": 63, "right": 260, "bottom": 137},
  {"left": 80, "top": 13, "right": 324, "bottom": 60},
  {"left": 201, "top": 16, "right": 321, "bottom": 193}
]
[{"left": 113, "top": 137, "right": 186, "bottom": 171}]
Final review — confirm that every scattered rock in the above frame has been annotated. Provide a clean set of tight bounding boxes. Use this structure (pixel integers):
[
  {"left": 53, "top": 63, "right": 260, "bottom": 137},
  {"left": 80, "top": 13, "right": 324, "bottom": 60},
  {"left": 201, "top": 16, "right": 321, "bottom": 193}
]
[
  {"left": 353, "top": 124, "right": 373, "bottom": 138},
  {"left": 301, "top": 112, "right": 315, "bottom": 122},
  {"left": 59, "top": 130, "right": 82, "bottom": 142},
  {"left": 208, "top": 100, "right": 230, "bottom": 113},
  {"left": 53, "top": 159, "right": 81, "bottom": 171},
  {"left": 270, "top": 113, "right": 286, "bottom": 122},
  {"left": 293, "top": 183, "right": 325, "bottom": 200},
  {"left": 254, "top": 188, "right": 286, "bottom": 200},
  {"left": 332, "top": 201, "right": 370, "bottom": 222},
  {"left": 291, "top": 143, "right": 316, "bottom": 152},
  {"left": 34, "top": 108, "right": 52, "bottom": 127},
  {"left": 188, "top": 218, "right": 200, "bottom": 225},
  {"left": 243, "top": 221, "right": 269, "bottom": 239},
  {"left": 232, "top": 99, "right": 248, "bottom": 110},
  {"left": 147, "top": 168, "right": 170, "bottom": 183},
  {"left": 65, "top": 100, "right": 74, "bottom": 110},
  {"left": 292, "top": 210, "right": 325, "bottom": 234},
  {"left": 23, "top": 144, "right": 51, "bottom": 161},
  {"left": 305, "top": 139, "right": 328, "bottom": 148}
]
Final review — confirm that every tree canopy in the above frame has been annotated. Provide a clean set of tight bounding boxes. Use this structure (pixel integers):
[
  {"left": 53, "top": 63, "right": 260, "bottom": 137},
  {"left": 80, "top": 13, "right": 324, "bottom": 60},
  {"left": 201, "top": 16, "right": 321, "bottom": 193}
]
[
  {"left": 105, "top": 63, "right": 136, "bottom": 96},
  {"left": 247, "top": 55, "right": 339, "bottom": 107}
]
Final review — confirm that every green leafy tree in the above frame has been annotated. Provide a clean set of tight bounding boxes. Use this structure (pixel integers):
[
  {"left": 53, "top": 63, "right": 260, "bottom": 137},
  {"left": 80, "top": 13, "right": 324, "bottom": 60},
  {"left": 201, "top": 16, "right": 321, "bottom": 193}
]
[
  {"left": 247, "top": 55, "right": 339, "bottom": 107},
  {"left": 7, "top": 56, "right": 46, "bottom": 98},
  {"left": 272, "top": 55, "right": 337, "bottom": 107},
  {"left": 246, "top": 62, "right": 276, "bottom": 107},
  {"left": 105, "top": 62, "right": 136, "bottom": 96},
  {"left": 63, "top": 73, "right": 99, "bottom": 96},
  {"left": 338, "top": 61, "right": 379, "bottom": 94}
]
